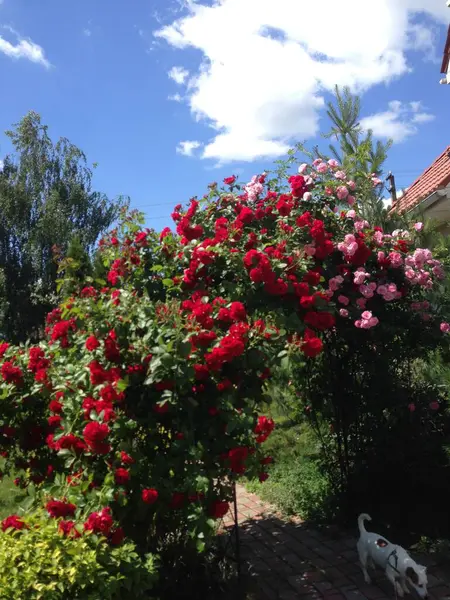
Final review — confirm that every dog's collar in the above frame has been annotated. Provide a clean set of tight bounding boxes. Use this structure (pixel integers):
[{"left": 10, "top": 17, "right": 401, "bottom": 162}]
[{"left": 388, "top": 549, "right": 400, "bottom": 575}]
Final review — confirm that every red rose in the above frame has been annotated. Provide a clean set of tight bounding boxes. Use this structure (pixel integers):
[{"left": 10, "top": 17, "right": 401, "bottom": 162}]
[
  {"left": 229, "top": 302, "right": 247, "bottom": 322},
  {"left": 110, "top": 527, "right": 125, "bottom": 545},
  {"left": 1, "top": 514, "right": 26, "bottom": 531},
  {"left": 254, "top": 416, "right": 275, "bottom": 443},
  {"left": 296, "top": 211, "right": 312, "bottom": 227},
  {"left": 46, "top": 499, "right": 76, "bottom": 518},
  {"left": 223, "top": 175, "right": 236, "bottom": 186},
  {"left": 304, "top": 311, "right": 335, "bottom": 331},
  {"left": 276, "top": 195, "right": 293, "bottom": 216},
  {"left": 120, "top": 451, "right": 134, "bottom": 465},
  {"left": 80, "top": 286, "right": 97, "bottom": 298},
  {"left": 83, "top": 422, "right": 110, "bottom": 455},
  {"left": 237, "top": 206, "right": 254, "bottom": 224},
  {"left": 194, "top": 364, "right": 209, "bottom": 381},
  {"left": 0, "top": 342, "right": 9, "bottom": 358},
  {"left": 209, "top": 500, "right": 229, "bottom": 519},
  {"left": 259, "top": 472, "right": 269, "bottom": 482},
  {"left": 84, "top": 507, "right": 114, "bottom": 535},
  {"left": 54, "top": 433, "right": 86, "bottom": 454},
  {"left": 85, "top": 335, "right": 100, "bottom": 351},
  {"left": 160, "top": 227, "right": 172, "bottom": 242},
  {"left": 301, "top": 329, "right": 323, "bottom": 358},
  {"left": 59, "top": 520, "right": 80, "bottom": 538},
  {"left": 89, "top": 361, "right": 107, "bottom": 385},
  {"left": 48, "top": 415, "right": 62, "bottom": 430},
  {"left": 114, "top": 468, "right": 130, "bottom": 485},
  {"left": 303, "top": 270, "right": 321, "bottom": 286},
  {"left": 104, "top": 334, "right": 121, "bottom": 363},
  {"left": 100, "top": 384, "right": 124, "bottom": 404},
  {"left": 142, "top": 488, "right": 158, "bottom": 505},
  {"left": 1, "top": 362, "right": 23, "bottom": 386},
  {"left": 288, "top": 174, "right": 306, "bottom": 197},
  {"left": 228, "top": 446, "right": 249, "bottom": 473},
  {"left": 300, "top": 295, "right": 315, "bottom": 309}
]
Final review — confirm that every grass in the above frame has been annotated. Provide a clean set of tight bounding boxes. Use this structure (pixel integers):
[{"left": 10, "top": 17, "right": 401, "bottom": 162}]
[{"left": 246, "top": 412, "right": 337, "bottom": 523}]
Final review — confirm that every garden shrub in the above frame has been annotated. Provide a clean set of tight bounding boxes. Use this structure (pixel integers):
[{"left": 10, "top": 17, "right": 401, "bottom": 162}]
[
  {"left": 0, "top": 510, "right": 158, "bottom": 599},
  {"left": 0, "top": 155, "right": 447, "bottom": 576}
]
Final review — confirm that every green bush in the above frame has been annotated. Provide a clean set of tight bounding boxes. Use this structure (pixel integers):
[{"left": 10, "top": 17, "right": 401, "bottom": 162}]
[
  {"left": 0, "top": 511, "right": 158, "bottom": 600},
  {"left": 250, "top": 456, "right": 335, "bottom": 522}
]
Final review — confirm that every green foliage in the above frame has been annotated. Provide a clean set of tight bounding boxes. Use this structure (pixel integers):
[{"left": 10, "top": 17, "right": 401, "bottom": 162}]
[
  {"left": 246, "top": 418, "right": 335, "bottom": 521},
  {"left": 0, "top": 474, "right": 26, "bottom": 518},
  {"left": 318, "top": 86, "right": 395, "bottom": 228},
  {"left": 0, "top": 112, "right": 124, "bottom": 342},
  {"left": 0, "top": 511, "right": 158, "bottom": 599},
  {"left": 251, "top": 456, "right": 335, "bottom": 522}
]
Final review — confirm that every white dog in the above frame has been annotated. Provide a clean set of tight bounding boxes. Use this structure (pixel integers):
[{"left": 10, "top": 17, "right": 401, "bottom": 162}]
[{"left": 357, "top": 513, "right": 428, "bottom": 599}]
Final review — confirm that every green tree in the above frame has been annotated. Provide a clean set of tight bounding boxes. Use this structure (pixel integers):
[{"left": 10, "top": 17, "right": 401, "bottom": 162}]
[
  {"left": 0, "top": 111, "right": 125, "bottom": 342},
  {"left": 321, "top": 86, "right": 398, "bottom": 228}
]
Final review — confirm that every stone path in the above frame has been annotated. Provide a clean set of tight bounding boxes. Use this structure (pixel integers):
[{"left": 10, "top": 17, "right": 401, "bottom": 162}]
[{"left": 222, "top": 485, "right": 450, "bottom": 600}]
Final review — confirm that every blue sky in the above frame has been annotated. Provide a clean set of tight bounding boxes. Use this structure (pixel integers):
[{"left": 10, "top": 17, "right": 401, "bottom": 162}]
[{"left": 0, "top": 0, "right": 449, "bottom": 231}]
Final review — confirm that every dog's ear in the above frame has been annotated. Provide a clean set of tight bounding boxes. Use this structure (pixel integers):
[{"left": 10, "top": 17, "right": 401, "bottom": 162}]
[{"left": 406, "top": 567, "right": 419, "bottom": 584}]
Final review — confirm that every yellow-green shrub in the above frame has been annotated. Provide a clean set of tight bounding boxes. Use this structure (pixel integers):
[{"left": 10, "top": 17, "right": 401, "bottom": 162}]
[{"left": 0, "top": 511, "right": 158, "bottom": 600}]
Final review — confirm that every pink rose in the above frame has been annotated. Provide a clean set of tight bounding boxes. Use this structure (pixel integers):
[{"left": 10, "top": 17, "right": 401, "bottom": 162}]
[
  {"left": 408, "top": 403, "right": 416, "bottom": 413},
  {"left": 429, "top": 401, "right": 439, "bottom": 411},
  {"left": 440, "top": 322, "right": 450, "bottom": 333},
  {"left": 336, "top": 186, "right": 349, "bottom": 200},
  {"left": 414, "top": 222, "right": 423, "bottom": 232}
]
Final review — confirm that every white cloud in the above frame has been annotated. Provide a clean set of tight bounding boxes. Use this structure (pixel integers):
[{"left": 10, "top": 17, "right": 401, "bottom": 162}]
[
  {"left": 83, "top": 28, "right": 92, "bottom": 37},
  {"left": 0, "top": 159, "right": 3, "bottom": 172},
  {"left": 168, "top": 93, "right": 183, "bottom": 102},
  {"left": 168, "top": 65, "right": 189, "bottom": 84},
  {"left": 176, "top": 140, "right": 202, "bottom": 156},
  {"left": 154, "top": 0, "right": 448, "bottom": 163},
  {"left": 360, "top": 101, "right": 434, "bottom": 143},
  {"left": 412, "top": 112, "right": 435, "bottom": 124},
  {"left": 0, "top": 27, "right": 50, "bottom": 68}
]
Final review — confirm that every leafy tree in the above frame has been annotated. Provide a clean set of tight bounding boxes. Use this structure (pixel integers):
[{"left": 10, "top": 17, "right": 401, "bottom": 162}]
[
  {"left": 0, "top": 112, "right": 125, "bottom": 342},
  {"left": 319, "top": 86, "right": 400, "bottom": 229}
]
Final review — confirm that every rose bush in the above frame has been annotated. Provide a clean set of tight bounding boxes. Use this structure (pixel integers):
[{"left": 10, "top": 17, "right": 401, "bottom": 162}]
[{"left": 0, "top": 156, "right": 447, "bottom": 564}]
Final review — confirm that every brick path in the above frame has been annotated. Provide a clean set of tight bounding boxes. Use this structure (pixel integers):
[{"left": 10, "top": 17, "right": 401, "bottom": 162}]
[{"left": 222, "top": 485, "right": 450, "bottom": 600}]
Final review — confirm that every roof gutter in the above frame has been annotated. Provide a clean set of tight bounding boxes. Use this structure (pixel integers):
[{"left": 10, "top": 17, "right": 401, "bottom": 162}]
[{"left": 407, "top": 187, "right": 449, "bottom": 214}]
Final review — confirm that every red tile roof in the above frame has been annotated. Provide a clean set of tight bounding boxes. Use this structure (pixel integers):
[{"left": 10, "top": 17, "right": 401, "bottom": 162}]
[
  {"left": 392, "top": 146, "right": 450, "bottom": 214},
  {"left": 441, "top": 25, "right": 450, "bottom": 75}
]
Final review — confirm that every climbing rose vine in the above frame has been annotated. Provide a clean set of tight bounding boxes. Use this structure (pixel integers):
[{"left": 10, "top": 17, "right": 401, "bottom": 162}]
[{"left": 0, "top": 158, "right": 445, "bottom": 555}]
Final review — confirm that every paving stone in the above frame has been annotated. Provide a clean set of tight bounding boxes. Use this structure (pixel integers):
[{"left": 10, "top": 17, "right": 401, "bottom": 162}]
[
  {"left": 430, "top": 585, "right": 450, "bottom": 600},
  {"left": 315, "top": 581, "right": 335, "bottom": 593},
  {"left": 279, "top": 590, "right": 303, "bottom": 600},
  {"left": 230, "top": 486, "right": 450, "bottom": 600},
  {"left": 288, "top": 574, "right": 322, "bottom": 596},
  {"left": 256, "top": 578, "right": 278, "bottom": 600},
  {"left": 339, "top": 585, "right": 369, "bottom": 600},
  {"left": 357, "top": 584, "right": 387, "bottom": 600},
  {"left": 339, "top": 563, "right": 361, "bottom": 576}
]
